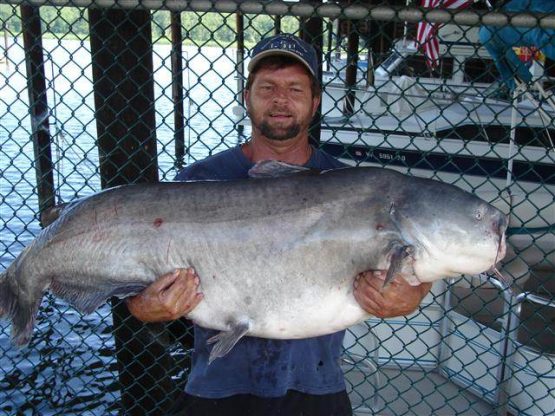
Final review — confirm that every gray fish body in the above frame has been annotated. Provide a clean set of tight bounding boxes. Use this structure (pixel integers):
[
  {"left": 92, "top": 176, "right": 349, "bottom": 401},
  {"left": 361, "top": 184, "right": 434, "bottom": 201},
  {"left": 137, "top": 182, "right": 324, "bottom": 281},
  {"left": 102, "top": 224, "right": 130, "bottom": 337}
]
[{"left": 0, "top": 166, "right": 507, "bottom": 359}]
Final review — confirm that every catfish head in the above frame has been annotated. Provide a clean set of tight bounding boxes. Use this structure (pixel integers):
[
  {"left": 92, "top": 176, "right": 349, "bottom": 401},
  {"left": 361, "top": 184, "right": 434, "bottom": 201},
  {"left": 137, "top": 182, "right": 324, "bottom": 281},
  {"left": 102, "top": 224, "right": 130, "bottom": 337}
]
[{"left": 386, "top": 178, "right": 508, "bottom": 285}]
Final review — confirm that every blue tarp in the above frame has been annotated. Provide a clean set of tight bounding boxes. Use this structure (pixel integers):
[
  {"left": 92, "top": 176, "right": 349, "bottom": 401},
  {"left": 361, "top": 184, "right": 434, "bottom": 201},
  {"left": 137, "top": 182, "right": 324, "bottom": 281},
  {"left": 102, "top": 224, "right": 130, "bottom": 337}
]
[{"left": 479, "top": 0, "right": 555, "bottom": 90}]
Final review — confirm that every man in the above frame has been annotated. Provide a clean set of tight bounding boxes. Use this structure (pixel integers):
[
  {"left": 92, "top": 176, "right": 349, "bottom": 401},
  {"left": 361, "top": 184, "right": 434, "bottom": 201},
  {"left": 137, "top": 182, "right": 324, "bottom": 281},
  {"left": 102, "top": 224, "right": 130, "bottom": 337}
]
[{"left": 126, "top": 33, "right": 432, "bottom": 415}]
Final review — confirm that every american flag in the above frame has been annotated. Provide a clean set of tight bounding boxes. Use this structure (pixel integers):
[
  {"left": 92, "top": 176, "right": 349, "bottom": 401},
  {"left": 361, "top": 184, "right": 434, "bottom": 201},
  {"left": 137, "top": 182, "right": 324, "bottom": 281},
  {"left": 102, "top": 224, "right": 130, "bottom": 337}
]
[{"left": 417, "top": 0, "right": 473, "bottom": 69}]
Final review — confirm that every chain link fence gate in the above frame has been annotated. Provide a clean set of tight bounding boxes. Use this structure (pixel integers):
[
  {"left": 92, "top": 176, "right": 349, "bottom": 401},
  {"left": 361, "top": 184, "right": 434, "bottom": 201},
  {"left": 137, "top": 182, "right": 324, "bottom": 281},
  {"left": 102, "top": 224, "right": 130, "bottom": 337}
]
[{"left": 0, "top": 0, "right": 553, "bottom": 415}]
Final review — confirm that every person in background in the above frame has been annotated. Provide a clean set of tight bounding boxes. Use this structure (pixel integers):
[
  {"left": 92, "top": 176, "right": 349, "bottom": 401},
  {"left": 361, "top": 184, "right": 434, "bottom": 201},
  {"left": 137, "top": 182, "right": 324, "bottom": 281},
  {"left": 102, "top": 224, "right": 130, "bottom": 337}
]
[{"left": 126, "top": 33, "right": 432, "bottom": 416}]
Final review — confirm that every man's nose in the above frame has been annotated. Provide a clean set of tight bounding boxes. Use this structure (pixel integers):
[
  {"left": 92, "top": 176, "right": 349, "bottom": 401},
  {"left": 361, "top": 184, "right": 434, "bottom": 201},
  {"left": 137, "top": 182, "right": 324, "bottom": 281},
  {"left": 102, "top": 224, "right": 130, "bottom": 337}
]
[{"left": 273, "top": 87, "right": 290, "bottom": 101}]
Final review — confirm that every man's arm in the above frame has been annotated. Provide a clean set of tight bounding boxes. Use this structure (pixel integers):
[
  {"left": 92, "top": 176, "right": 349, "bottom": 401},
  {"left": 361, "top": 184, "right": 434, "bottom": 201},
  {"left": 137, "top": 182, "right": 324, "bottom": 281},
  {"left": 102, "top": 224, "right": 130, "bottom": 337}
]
[
  {"left": 125, "top": 268, "right": 203, "bottom": 322},
  {"left": 353, "top": 271, "right": 432, "bottom": 318}
]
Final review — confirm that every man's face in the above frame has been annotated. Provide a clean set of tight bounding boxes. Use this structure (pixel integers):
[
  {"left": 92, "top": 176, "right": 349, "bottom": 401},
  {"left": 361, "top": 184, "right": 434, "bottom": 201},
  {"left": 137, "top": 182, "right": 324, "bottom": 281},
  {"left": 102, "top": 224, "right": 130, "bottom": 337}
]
[{"left": 245, "top": 63, "right": 320, "bottom": 142}]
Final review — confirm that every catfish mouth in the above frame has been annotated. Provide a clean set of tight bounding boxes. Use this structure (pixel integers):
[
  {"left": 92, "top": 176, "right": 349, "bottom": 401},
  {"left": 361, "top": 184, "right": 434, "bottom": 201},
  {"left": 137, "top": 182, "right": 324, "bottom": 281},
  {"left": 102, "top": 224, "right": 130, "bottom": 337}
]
[{"left": 414, "top": 229, "right": 508, "bottom": 282}]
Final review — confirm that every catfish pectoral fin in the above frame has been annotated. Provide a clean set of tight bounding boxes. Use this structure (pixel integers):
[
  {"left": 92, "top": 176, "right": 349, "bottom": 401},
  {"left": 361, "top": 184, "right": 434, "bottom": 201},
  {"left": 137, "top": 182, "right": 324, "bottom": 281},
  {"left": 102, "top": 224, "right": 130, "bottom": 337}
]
[
  {"left": 207, "top": 319, "right": 250, "bottom": 364},
  {"left": 50, "top": 279, "right": 149, "bottom": 314},
  {"left": 383, "top": 244, "right": 416, "bottom": 289}
]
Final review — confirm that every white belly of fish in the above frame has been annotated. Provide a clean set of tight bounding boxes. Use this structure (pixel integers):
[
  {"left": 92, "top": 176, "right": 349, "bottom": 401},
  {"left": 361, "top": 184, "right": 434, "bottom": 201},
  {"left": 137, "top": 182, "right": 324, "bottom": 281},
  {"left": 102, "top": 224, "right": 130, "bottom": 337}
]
[{"left": 188, "top": 276, "right": 369, "bottom": 339}]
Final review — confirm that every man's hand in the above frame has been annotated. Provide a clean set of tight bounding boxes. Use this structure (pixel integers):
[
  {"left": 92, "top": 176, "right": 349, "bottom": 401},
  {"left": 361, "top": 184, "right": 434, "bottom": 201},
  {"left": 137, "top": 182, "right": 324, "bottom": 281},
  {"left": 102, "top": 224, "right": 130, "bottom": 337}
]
[
  {"left": 125, "top": 268, "right": 203, "bottom": 322},
  {"left": 353, "top": 271, "right": 432, "bottom": 318}
]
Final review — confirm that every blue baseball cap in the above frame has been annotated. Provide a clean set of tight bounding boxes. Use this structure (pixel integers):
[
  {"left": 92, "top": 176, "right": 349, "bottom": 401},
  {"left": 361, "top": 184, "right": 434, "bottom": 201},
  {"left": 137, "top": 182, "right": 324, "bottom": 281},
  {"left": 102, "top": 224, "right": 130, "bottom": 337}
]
[{"left": 248, "top": 33, "right": 319, "bottom": 78}]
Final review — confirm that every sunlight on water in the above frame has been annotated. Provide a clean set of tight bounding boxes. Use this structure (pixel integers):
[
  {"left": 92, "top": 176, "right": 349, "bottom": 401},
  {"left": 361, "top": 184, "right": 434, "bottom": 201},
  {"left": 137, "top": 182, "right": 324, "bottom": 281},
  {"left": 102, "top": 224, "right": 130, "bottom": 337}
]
[{"left": 0, "top": 36, "right": 248, "bottom": 415}]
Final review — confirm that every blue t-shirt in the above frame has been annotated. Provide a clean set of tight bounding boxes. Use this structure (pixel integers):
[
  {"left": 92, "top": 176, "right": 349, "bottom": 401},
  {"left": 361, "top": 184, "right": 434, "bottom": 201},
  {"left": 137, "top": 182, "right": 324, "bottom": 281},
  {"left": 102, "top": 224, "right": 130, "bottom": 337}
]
[{"left": 176, "top": 145, "right": 348, "bottom": 398}]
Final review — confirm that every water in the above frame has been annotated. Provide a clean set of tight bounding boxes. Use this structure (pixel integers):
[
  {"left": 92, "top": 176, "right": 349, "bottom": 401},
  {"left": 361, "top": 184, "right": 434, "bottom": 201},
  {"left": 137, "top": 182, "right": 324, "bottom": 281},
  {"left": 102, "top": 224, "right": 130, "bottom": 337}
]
[{"left": 0, "top": 37, "right": 249, "bottom": 415}]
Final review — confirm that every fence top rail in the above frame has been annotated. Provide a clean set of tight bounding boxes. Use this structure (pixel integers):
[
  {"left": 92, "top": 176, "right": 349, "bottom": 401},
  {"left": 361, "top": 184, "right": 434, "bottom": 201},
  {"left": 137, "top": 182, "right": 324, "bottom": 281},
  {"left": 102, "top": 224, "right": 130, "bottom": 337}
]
[{"left": 1, "top": 0, "right": 555, "bottom": 29}]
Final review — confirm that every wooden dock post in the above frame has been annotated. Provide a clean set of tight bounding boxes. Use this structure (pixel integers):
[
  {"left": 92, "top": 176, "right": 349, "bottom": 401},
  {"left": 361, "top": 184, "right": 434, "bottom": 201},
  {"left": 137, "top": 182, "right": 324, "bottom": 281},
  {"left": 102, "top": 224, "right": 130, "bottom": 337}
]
[
  {"left": 235, "top": 13, "right": 246, "bottom": 138},
  {"left": 299, "top": 0, "right": 323, "bottom": 146},
  {"left": 171, "top": 12, "right": 185, "bottom": 170},
  {"left": 88, "top": 9, "right": 177, "bottom": 415},
  {"left": 20, "top": 5, "right": 55, "bottom": 223}
]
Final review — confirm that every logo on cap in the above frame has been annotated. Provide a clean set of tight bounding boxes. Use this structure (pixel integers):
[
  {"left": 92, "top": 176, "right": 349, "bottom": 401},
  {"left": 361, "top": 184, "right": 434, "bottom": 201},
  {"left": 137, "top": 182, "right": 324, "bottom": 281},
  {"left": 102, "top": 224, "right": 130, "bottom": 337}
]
[{"left": 248, "top": 34, "right": 319, "bottom": 78}]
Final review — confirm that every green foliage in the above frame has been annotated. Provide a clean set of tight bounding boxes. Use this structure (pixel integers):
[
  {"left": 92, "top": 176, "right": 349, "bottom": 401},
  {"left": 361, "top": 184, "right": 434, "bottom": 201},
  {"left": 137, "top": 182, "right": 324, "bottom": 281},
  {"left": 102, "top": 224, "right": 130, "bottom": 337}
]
[
  {"left": 40, "top": 6, "right": 88, "bottom": 38},
  {"left": 0, "top": 4, "right": 21, "bottom": 34},
  {"left": 0, "top": 5, "right": 301, "bottom": 46}
]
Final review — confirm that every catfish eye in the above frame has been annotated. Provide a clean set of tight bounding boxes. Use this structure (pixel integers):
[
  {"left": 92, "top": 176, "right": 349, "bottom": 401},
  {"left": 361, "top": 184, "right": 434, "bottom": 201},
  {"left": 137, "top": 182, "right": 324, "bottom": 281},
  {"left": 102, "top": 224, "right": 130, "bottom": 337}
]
[{"left": 474, "top": 207, "right": 485, "bottom": 221}]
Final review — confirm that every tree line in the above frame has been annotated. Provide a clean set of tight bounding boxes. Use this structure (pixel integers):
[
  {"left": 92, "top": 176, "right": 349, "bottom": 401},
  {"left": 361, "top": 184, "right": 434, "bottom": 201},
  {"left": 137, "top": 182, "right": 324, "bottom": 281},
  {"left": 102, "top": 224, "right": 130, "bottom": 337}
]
[{"left": 0, "top": 5, "right": 302, "bottom": 45}]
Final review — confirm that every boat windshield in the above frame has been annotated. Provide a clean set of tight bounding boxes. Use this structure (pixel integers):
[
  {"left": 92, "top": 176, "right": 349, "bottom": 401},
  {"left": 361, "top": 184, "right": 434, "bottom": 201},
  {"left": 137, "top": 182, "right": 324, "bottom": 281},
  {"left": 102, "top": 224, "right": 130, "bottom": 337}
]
[
  {"left": 381, "top": 51, "right": 402, "bottom": 70},
  {"left": 377, "top": 51, "right": 404, "bottom": 76}
]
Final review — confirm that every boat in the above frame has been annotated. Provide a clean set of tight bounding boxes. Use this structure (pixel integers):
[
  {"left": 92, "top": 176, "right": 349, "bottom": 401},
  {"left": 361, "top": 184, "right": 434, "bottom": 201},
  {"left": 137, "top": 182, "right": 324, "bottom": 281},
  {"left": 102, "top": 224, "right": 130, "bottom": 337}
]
[
  {"left": 318, "top": 29, "right": 554, "bottom": 416},
  {"left": 319, "top": 31, "right": 554, "bottom": 268}
]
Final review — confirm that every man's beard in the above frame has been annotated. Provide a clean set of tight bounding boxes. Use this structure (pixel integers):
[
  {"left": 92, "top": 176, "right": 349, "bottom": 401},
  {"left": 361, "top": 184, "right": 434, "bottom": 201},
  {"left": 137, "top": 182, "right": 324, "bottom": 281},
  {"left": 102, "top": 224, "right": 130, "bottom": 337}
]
[
  {"left": 247, "top": 102, "right": 304, "bottom": 141},
  {"left": 257, "top": 120, "right": 301, "bottom": 141}
]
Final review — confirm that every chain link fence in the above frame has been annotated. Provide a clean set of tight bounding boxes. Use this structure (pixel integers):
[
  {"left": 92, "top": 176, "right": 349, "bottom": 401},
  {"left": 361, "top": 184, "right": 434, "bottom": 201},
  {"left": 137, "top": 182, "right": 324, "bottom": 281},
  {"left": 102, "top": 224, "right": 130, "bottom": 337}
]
[{"left": 0, "top": 1, "right": 553, "bottom": 415}]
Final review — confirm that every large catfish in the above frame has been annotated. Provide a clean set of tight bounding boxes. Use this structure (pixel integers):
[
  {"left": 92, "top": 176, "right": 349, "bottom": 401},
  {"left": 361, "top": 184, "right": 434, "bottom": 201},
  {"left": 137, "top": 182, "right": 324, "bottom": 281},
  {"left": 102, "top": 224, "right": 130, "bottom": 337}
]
[{"left": 0, "top": 162, "right": 507, "bottom": 363}]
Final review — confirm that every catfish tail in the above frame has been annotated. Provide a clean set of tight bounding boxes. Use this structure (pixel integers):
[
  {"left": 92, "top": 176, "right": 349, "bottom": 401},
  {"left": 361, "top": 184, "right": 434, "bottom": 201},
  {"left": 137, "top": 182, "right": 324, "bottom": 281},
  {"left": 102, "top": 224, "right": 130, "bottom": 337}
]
[{"left": 0, "top": 266, "right": 41, "bottom": 346}]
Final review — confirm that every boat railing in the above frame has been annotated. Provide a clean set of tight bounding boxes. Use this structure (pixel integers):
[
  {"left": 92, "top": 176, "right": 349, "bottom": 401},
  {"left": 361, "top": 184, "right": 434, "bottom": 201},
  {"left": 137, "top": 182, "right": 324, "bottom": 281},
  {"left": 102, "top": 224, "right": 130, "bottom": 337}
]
[{"left": 440, "top": 274, "right": 555, "bottom": 416}]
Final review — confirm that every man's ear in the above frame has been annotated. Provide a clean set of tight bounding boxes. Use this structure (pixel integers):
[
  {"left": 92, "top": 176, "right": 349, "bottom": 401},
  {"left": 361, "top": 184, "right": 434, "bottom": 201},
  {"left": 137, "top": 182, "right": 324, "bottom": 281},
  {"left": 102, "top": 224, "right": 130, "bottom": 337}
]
[
  {"left": 312, "top": 95, "right": 321, "bottom": 117},
  {"left": 244, "top": 89, "right": 250, "bottom": 111}
]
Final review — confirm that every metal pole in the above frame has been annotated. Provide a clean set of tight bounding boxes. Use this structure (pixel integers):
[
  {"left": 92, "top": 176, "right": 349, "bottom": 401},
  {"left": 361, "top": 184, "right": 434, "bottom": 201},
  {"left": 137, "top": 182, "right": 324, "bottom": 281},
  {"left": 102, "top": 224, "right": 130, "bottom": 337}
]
[
  {"left": 437, "top": 279, "right": 453, "bottom": 368},
  {"left": 343, "top": 18, "right": 359, "bottom": 116},
  {"left": 488, "top": 277, "right": 518, "bottom": 416},
  {"left": 2, "top": 2, "right": 554, "bottom": 29},
  {"left": 274, "top": 14, "right": 281, "bottom": 34},
  {"left": 326, "top": 18, "right": 333, "bottom": 72},
  {"left": 335, "top": 17, "right": 342, "bottom": 61},
  {"left": 236, "top": 12, "right": 245, "bottom": 107},
  {"left": 505, "top": 86, "right": 520, "bottom": 190}
]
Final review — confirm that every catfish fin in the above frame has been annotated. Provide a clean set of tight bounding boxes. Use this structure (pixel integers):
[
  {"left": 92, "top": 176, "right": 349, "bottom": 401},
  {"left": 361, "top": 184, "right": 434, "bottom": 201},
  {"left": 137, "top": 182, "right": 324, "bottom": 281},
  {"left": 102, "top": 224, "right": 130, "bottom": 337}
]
[
  {"left": 50, "top": 280, "right": 147, "bottom": 314},
  {"left": 40, "top": 202, "right": 71, "bottom": 227},
  {"left": 206, "top": 320, "right": 250, "bottom": 364},
  {"left": 0, "top": 269, "right": 11, "bottom": 319},
  {"left": 0, "top": 268, "right": 43, "bottom": 346},
  {"left": 248, "top": 160, "right": 320, "bottom": 178},
  {"left": 383, "top": 244, "right": 416, "bottom": 289},
  {"left": 11, "top": 296, "right": 42, "bottom": 346}
]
